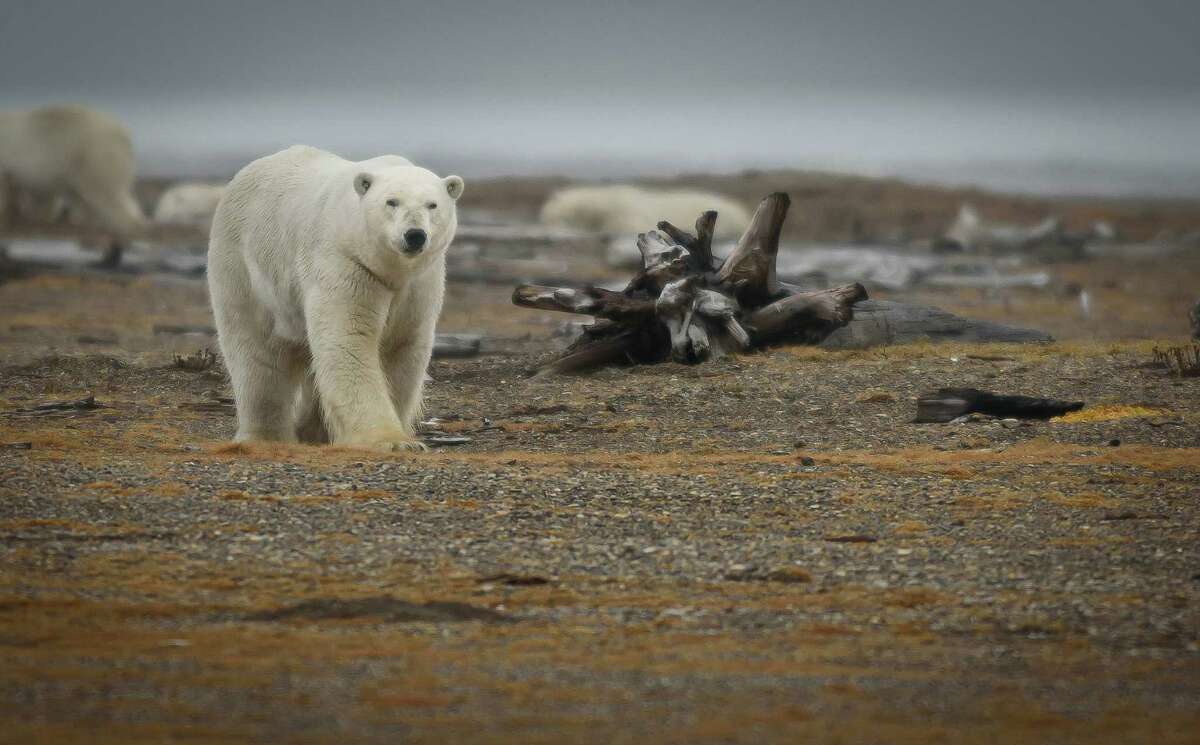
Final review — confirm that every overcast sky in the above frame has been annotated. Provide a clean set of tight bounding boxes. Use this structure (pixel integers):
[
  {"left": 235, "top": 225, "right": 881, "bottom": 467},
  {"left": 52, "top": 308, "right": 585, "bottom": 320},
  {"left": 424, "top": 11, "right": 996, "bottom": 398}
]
[{"left": 3, "top": 0, "right": 1199, "bottom": 192}]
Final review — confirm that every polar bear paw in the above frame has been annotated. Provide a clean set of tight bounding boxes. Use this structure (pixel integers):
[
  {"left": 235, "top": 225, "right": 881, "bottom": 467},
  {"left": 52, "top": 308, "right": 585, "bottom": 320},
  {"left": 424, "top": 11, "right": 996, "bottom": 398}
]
[{"left": 342, "top": 429, "right": 429, "bottom": 453}]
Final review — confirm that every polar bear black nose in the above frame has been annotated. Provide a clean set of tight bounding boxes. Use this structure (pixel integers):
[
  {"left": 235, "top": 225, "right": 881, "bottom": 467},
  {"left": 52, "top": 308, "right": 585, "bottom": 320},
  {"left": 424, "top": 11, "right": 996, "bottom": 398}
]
[{"left": 403, "top": 229, "right": 427, "bottom": 252}]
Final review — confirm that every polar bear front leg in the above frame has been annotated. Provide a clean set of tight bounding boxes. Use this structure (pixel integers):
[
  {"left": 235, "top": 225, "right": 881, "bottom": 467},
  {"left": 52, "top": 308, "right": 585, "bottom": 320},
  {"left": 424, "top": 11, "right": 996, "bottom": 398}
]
[
  {"left": 305, "top": 290, "right": 426, "bottom": 452},
  {"left": 384, "top": 328, "right": 436, "bottom": 434}
]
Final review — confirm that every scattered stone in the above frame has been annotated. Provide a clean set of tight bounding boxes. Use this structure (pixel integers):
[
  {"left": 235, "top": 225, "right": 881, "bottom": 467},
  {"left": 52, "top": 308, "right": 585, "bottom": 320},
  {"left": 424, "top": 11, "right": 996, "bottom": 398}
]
[
  {"left": 1, "top": 442, "right": 32, "bottom": 450},
  {"left": 509, "top": 403, "right": 570, "bottom": 416},
  {"left": 173, "top": 347, "right": 217, "bottom": 372}
]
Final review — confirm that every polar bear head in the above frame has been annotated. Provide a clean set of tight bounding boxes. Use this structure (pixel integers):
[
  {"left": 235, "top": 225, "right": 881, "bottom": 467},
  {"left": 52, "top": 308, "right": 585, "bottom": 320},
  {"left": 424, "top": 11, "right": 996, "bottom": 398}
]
[{"left": 353, "top": 165, "right": 464, "bottom": 263}]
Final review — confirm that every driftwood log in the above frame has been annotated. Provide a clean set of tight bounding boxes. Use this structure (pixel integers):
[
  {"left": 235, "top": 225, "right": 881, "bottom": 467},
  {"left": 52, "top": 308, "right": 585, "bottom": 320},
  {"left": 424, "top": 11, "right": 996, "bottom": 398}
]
[
  {"left": 513, "top": 193, "right": 868, "bottom": 374},
  {"left": 915, "top": 388, "right": 1084, "bottom": 423}
]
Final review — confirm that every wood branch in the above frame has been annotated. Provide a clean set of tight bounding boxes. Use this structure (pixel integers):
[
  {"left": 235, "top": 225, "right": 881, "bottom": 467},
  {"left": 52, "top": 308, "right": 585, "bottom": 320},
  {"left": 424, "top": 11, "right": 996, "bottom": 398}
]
[
  {"left": 692, "top": 210, "right": 718, "bottom": 270},
  {"left": 533, "top": 330, "right": 638, "bottom": 377},
  {"left": 655, "top": 221, "right": 697, "bottom": 251},
  {"left": 716, "top": 192, "right": 790, "bottom": 305},
  {"left": 658, "top": 210, "right": 717, "bottom": 270},
  {"left": 655, "top": 277, "right": 710, "bottom": 363},
  {"left": 512, "top": 284, "right": 656, "bottom": 323},
  {"left": 635, "top": 231, "right": 693, "bottom": 291},
  {"left": 745, "top": 282, "right": 868, "bottom": 345},
  {"left": 513, "top": 192, "right": 890, "bottom": 374},
  {"left": 693, "top": 289, "right": 749, "bottom": 349},
  {"left": 433, "top": 333, "right": 483, "bottom": 358}
]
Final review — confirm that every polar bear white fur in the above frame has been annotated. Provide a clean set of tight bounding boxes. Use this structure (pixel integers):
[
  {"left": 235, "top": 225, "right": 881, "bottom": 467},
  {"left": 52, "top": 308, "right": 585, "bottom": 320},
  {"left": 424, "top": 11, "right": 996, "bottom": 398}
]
[
  {"left": 154, "top": 182, "right": 226, "bottom": 226},
  {"left": 540, "top": 185, "right": 750, "bottom": 238},
  {"left": 207, "top": 145, "right": 464, "bottom": 452},
  {"left": 0, "top": 105, "right": 145, "bottom": 238}
]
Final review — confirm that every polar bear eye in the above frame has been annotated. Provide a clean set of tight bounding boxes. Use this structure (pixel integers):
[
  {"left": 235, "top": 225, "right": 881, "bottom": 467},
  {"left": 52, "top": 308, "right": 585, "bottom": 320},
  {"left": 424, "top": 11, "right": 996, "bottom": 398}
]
[
  {"left": 386, "top": 199, "right": 399, "bottom": 208},
  {"left": 427, "top": 202, "right": 438, "bottom": 210}
]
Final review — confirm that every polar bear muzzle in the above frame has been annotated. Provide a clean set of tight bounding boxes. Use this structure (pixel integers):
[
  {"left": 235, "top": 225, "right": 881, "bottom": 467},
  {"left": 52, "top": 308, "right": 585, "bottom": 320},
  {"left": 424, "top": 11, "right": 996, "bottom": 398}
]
[{"left": 403, "top": 228, "right": 428, "bottom": 253}]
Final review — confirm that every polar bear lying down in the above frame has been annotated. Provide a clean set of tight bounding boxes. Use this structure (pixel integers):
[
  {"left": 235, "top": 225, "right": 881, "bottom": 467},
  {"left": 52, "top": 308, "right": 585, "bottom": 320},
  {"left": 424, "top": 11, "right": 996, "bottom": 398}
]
[
  {"left": 540, "top": 184, "right": 750, "bottom": 238},
  {"left": 208, "top": 146, "right": 463, "bottom": 452}
]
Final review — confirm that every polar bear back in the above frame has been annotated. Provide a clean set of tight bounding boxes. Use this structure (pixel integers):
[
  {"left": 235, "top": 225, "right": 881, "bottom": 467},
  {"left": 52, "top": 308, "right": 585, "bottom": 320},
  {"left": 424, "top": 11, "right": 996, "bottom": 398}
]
[
  {"left": 0, "top": 105, "right": 134, "bottom": 190},
  {"left": 540, "top": 185, "right": 751, "bottom": 238},
  {"left": 153, "top": 182, "right": 226, "bottom": 225}
]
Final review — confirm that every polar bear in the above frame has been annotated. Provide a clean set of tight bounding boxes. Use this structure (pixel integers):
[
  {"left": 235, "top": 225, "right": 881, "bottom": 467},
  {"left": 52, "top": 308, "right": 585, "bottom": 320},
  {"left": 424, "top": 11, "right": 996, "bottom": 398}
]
[
  {"left": 207, "top": 145, "right": 464, "bottom": 451},
  {"left": 540, "top": 185, "right": 751, "bottom": 237},
  {"left": 154, "top": 182, "right": 226, "bottom": 226},
  {"left": 0, "top": 105, "right": 145, "bottom": 262}
]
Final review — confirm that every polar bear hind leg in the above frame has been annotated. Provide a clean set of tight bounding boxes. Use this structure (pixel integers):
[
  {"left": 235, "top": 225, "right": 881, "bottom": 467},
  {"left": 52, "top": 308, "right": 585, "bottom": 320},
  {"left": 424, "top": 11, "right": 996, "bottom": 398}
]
[
  {"left": 294, "top": 374, "right": 330, "bottom": 444},
  {"left": 211, "top": 286, "right": 307, "bottom": 443},
  {"left": 224, "top": 333, "right": 306, "bottom": 443}
]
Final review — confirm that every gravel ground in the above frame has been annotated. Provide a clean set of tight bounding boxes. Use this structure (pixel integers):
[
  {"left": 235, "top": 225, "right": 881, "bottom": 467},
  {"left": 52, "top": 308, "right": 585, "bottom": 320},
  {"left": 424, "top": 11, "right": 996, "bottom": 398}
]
[{"left": 0, "top": 263, "right": 1198, "bottom": 743}]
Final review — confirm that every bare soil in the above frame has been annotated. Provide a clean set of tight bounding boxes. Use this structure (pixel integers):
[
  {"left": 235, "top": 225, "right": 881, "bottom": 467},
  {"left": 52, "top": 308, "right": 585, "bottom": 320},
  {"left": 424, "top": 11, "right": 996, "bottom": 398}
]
[{"left": 1, "top": 174, "right": 1198, "bottom": 744}]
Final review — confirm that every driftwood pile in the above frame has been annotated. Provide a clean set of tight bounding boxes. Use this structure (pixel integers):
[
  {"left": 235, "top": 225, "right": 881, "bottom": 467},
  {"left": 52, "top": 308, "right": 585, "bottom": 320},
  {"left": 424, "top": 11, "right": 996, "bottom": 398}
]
[{"left": 513, "top": 193, "right": 867, "bottom": 375}]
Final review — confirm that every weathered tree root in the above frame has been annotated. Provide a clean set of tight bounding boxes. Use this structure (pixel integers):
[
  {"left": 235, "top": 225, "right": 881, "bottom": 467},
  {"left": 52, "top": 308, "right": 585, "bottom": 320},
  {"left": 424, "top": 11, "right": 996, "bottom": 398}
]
[{"left": 513, "top": 192, "right": 868, "bottom": 375}]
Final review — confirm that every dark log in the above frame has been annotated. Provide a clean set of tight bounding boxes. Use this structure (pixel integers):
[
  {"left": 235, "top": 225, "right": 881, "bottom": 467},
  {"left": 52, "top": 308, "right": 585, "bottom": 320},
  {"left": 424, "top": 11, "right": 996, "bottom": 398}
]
[
  {"left": 533, "top": 330, "right": 639, "bottom": 377},
  {"left": 656, "top": 209, "right": 718, "bottom": 271},
  {"left": 914, "top": 388, "right": 1084, "bottom": 423},
  {"left": 716, "top": 192, "right": 790, "bottom": 305},
  {"left": 692, "top": 210, "right": 718, "bottom": 270},
  {"left": 433, "top": 333, "right": 483, "bottom": 358},
  {"left": 512, "top": 285, "right": 656, "bottom": 324},
  {"left": 745, "top": 283, "right": 868, "bottom": 345},
  {"left": 655, "top": 277, "right": 712, "bottom": 364},
  {"left": 820, "top": 300, "right": 1052, "bottom": 349},
  {"left": 655, "top": 221, "right": 697, "bottom": 252},
  {"left": 513, "top": 191, "right": 1017, "bottom": 375}
]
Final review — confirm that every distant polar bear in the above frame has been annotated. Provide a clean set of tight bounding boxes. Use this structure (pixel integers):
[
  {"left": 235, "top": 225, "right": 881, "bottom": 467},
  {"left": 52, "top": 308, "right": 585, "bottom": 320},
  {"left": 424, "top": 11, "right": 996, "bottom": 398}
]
[
  {"left": 154, "top": 182, "right": 226, "bottom": 226},
  {"left": 540, "top": 185, "right": 751, "bottom": 237},
  {"left": 207, "top": 145, "right": 464, "bottom": 451},
  {"left": 0, "top": 105, "right": 145, "bottom": 243}
]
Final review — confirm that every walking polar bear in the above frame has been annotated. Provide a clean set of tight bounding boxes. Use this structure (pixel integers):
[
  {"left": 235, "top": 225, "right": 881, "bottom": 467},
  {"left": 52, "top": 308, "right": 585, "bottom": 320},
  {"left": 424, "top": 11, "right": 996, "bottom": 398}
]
[
  {"left": 0, "top": 105, "right": 145, "bottom": 259},
  {"left": 208, "top": 146, "right": 464, "bottom": 451}
]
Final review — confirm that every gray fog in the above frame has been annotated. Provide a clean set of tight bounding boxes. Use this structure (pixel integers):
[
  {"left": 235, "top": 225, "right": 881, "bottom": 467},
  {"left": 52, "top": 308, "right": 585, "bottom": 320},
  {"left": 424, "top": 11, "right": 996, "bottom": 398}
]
[{"left": 3, "top": 0, "right": 1199, "bottom": 194}]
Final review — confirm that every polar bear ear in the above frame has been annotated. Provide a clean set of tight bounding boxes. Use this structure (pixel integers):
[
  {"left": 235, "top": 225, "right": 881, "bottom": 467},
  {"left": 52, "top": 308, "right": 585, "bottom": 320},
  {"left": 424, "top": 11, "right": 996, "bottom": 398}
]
[
  {"left": 444, "top": 175, "right": 464, "bottom": 201},
  {"left": 354, "top": 173, "right": 373, "bottom": 197}
]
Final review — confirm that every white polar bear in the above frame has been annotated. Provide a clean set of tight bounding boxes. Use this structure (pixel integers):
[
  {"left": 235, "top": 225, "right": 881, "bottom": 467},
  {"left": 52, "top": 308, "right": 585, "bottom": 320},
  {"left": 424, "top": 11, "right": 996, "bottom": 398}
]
[
  {"left": 207, "top": 145, "right": 463, "bottom": 452},
  {"left": 0, "top": 105, "right": 145, "bottom": 251},
  {"left": 154, "top": 182, "right": 226, "bottom": 226},
  {"left": 540, "top": 185, "right": 751, "bottom": 237}
]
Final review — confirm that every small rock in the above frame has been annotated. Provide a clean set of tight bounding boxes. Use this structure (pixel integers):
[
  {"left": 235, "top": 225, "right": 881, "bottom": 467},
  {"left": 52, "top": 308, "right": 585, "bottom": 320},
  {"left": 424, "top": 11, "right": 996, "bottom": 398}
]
[
  {"left": 765, "top": 566, "right": 812, "bottom": 583},
  {"left": 724, "top": 563, "right": 757, "bottom": 580},
  {"left": 1000, "top": 418, "right": 1020, "bottom": 429},
  {"left": 798, "top": 456, "right": 816, "bottom": 467}
]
